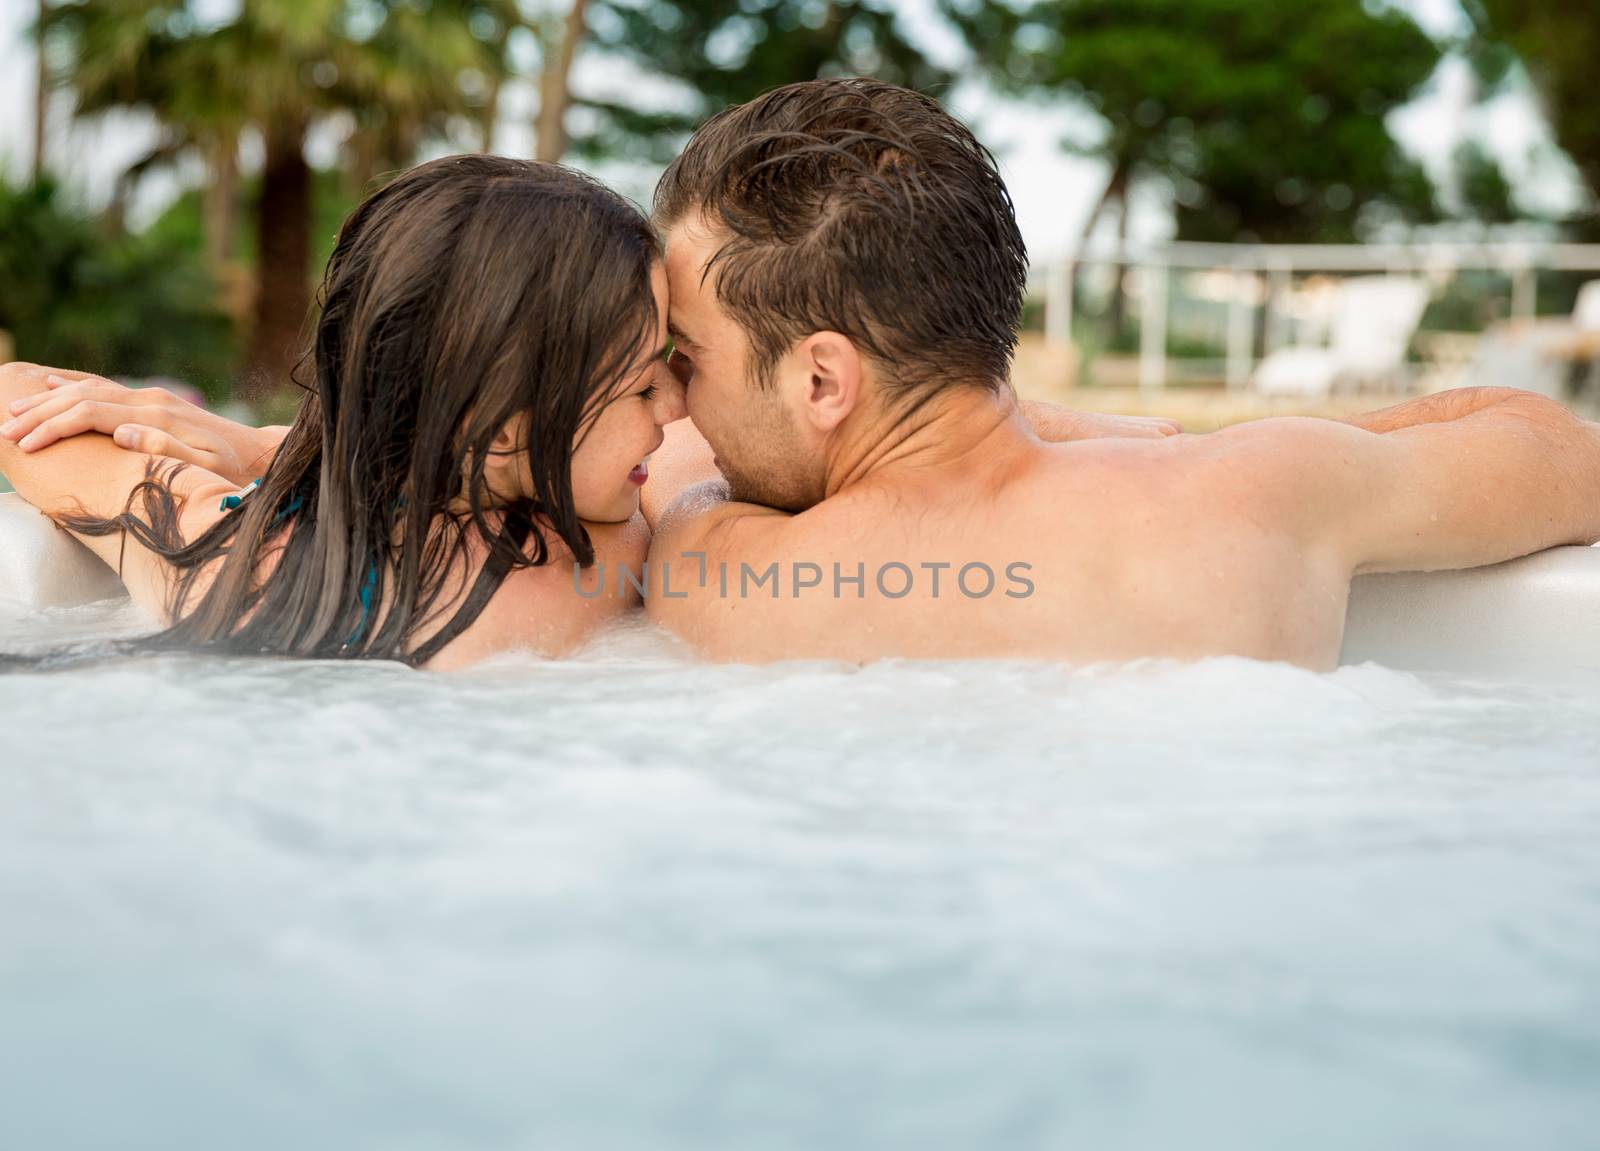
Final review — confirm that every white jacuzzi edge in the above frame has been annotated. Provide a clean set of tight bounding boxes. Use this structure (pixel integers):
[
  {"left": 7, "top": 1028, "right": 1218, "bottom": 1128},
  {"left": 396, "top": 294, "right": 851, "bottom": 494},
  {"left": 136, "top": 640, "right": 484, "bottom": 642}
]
[
  {"left": 0, "top": 492, "right": 125, "bottom": 611},
  {"left": 1342, "top": 546, "right": 1600, "bottom": 675},
  {"left": 4, "top": 491, "right": 1598, "bottom": 674}
]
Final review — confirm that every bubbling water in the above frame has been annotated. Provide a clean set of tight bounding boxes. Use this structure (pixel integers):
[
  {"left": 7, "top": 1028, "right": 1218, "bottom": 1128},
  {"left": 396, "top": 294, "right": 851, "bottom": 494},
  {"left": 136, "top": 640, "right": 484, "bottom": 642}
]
[{"left": 3, "top": 600, "right": 1599, "bottom": 1149}]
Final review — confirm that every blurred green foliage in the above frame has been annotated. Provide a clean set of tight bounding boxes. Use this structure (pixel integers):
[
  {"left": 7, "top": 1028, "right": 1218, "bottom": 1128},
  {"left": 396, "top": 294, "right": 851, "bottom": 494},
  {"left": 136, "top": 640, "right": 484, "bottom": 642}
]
[
  {"left": 51, "top": 0, "right": 508, "bottom": 182},
  {"left": 49, "top": 0, "right": 511, "bottom": 398},
  {"left": 0, "top": 179, "right": 234, "bottom": 398},
  {"left": 161, "top": 167, "right": 363, "bottom": 279},
  {"left": 579, "top": 0, "right": 951, "bottom": 162},
  {"left": 16, "top": 0, "right": 1600, "bottom": 410},
  {"left": 1465, "top": 0, "right": 1600, "bottom": 220},
  {"left": 1452, "top": 142, "right": 1518, "bottom": 225},
  {"left": 943, "top": 0, "right": 1443, "bottom": 242}
]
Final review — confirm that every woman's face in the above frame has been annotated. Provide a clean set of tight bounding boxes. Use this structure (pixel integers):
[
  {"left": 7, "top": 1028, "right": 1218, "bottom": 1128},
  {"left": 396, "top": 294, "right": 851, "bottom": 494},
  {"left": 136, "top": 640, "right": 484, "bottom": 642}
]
[{"left": 570, "top": 264, "right": 686, "bottom": 523}]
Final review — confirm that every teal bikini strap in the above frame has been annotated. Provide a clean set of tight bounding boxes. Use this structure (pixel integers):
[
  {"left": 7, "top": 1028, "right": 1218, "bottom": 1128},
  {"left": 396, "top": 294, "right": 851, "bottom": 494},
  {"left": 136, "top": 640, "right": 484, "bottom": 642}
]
[
  {"left": 219, "top": 478, "right": 305, "bottom": 525},
  {"left": 218, "top": 478, "right": 262, "bottom": 511}
]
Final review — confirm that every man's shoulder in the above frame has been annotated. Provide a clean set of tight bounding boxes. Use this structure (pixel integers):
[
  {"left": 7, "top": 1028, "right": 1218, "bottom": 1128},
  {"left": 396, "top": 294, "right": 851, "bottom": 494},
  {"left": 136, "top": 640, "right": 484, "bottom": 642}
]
[
  {"left": 1027, "top": 416, "right": 1378, "bottom": 545},
  {"left": 650, "top": 477, "right": 795, "bottom": 552},
  {"left": 1203, "top": 414, "right": 1369, "bottom": 458},
  {"left": 1126, "top": 416, "right": 1373, "bottom": 495},
  {"left": 1177, "top": 417, "right": 1385, "bottom": 563},
  {"left": 646, "top": 478, "right": 807, "bottom": 601}
]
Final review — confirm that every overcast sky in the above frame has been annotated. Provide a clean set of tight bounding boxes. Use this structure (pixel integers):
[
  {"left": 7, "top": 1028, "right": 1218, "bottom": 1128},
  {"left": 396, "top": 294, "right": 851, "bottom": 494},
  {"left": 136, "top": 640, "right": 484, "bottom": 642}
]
[{"left": 0, "top": 0, "right": 1586, "bottom": 261}]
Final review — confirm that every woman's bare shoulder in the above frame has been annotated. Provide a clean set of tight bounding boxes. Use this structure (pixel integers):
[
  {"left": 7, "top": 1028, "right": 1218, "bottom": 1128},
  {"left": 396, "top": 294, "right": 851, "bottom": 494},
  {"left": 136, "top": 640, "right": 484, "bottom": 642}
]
[{"left": 421, "top": 512, "right": 651, "bottom": 669}]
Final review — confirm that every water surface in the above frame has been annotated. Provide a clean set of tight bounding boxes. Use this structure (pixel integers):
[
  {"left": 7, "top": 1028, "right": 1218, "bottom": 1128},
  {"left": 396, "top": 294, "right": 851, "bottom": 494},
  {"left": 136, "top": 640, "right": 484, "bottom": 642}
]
[{"left": 3, "top": 601, "right": 1598, "bottom": 1149}]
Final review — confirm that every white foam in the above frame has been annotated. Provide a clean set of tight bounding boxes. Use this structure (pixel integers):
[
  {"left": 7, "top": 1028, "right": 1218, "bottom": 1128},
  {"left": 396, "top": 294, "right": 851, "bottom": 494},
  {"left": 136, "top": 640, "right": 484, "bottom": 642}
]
[{"left": 2, "top": 623, "right": 1598, "bottom": 1148}]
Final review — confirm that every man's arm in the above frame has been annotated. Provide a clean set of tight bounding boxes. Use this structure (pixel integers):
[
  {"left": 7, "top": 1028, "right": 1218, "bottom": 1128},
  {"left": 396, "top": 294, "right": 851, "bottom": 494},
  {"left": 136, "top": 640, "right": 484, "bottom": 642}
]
[
  {"left": 2, "top": 368, "right": 288, "bottom": 486},
  {"left": 1340, "top": 387, "right": 1525, "bottom": 436},
  {"left": 1277, "top": 389, "right": 1600, "bottom": 574},
  {"left": 0, "top": 363, "right": 245, "bottom": 620}
]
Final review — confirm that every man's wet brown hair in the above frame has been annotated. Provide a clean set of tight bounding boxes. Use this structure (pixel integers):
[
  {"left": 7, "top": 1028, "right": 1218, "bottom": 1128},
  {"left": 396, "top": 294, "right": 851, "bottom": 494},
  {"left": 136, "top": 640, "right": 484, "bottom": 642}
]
[{"left": 653, "top": 78, "right": 1028, "bottom": 396}]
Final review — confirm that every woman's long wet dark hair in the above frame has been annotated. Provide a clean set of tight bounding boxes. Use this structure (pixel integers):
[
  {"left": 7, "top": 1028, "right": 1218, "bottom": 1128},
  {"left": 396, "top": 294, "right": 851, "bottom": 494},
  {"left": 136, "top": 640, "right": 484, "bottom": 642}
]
[{"left": 60, "top": 156, "right": 662, "bottom": 665}]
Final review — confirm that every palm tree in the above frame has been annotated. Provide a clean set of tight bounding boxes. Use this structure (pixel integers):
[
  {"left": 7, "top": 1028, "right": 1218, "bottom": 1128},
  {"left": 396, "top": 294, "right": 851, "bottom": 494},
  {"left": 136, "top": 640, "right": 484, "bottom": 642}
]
[
  {"left": 54, "top": 0, "right": 509, "bottom": 403},
  {"left": 33, "top": 0, "right": 49, "bottom": 182},
  {"left": 534, "top": 0, "right": 589, "bottom": 162}
]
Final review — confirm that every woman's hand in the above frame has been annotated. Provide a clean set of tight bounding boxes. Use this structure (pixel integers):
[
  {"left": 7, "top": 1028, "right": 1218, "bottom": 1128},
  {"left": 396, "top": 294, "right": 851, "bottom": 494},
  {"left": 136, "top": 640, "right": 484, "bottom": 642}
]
[{"left": 0, "top": 369, "right": 289, "bottom": 487}]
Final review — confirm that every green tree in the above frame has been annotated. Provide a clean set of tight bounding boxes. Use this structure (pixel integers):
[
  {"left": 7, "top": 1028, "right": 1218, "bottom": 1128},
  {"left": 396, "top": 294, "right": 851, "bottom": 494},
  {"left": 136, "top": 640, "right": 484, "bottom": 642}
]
[
  {"left": 1453, "top": 141, "right": 1517, "bottom": 225},
  {"left": 945, "top": 0, "right": 1442, "bottom": 243},
  {"left": 52, "top": 0, "right": 509, "bottom": 403},
  {"left": 576, "top": 0, "right": 952, "bottom": 162},
  {"left": 0, "top": 179, "right": 234, "bottom": 393},
  {"left": 1464, "top": 1, "right": 1600, "bottom": 218}
]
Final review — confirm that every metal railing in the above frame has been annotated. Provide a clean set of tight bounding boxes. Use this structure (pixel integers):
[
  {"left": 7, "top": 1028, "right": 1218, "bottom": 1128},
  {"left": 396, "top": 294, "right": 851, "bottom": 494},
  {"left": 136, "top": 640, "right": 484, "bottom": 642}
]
[{"left": 1039, "top": 241, "right": 1600, "bottom": 391}]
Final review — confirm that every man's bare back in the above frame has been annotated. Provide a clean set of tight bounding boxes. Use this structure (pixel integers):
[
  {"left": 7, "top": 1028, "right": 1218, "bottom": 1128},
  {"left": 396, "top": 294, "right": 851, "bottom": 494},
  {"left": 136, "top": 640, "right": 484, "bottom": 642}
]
[
  {"left": 646, "top": 387, "right": 1600, "bottom": 668},
  {"left": 621, "top": 79, "right": 1600, "bottom": 670}
]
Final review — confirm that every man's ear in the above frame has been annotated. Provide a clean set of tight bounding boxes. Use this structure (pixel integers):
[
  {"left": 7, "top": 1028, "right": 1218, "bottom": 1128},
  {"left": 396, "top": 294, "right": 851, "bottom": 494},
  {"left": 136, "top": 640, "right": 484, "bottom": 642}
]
[{"left": 798, "top": 332, "right": 862, "bottom": 433}]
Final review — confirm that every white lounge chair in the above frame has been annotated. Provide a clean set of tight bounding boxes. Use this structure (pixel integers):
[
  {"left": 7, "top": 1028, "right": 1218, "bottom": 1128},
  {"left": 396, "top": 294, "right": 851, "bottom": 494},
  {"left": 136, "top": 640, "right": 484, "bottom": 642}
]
[
  {"left": 1253, "top": 275, "right": 1431, "bottom": 396},
  {"left": 1573, "top": 279, "right": 1600, "bottom": 331},
  {"left": 1457, "top": 278, "right": 1600, "bottom": 411}
]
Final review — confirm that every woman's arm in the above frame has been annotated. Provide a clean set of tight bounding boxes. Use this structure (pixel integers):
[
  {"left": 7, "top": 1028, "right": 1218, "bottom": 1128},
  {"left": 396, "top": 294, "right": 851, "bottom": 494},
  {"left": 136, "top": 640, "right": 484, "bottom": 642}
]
[
  {"left": 1020, "top": 400, "right": 1181, "bottom": 442},
  {"left": 0, "top": 362, "right": 246, "bottom": 620},
  {"left": 2, "top": 368, "right": 289, "bottom": 486}
]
